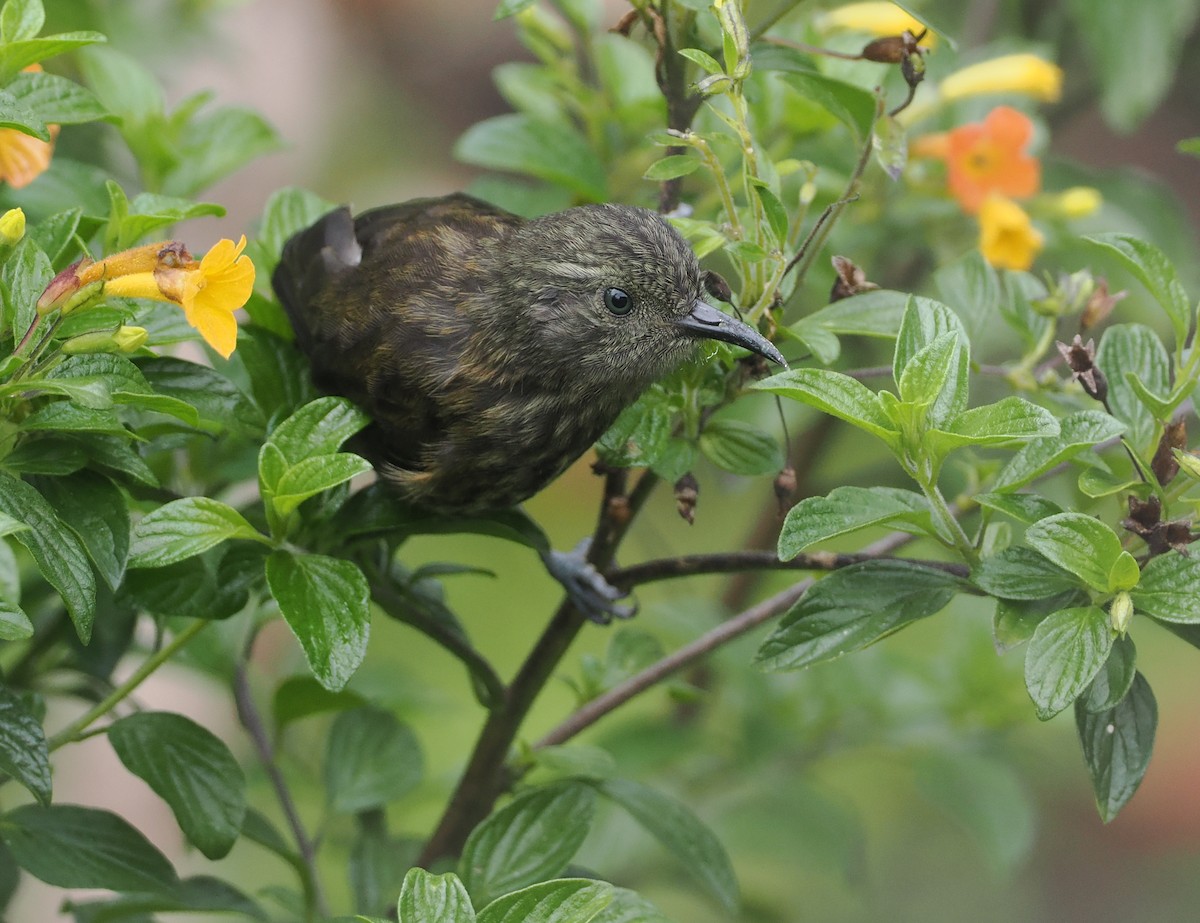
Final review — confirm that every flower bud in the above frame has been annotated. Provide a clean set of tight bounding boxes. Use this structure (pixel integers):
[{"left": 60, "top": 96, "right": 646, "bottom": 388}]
[
  {"left": 1109, "top": 591, "right": 1133, "bottom": 635},
  {"left": 61, "top": 325, "right": 147, "bottom": 355},
  {"left": 0, "top": 207, "right": 25, "bottom": 246}
]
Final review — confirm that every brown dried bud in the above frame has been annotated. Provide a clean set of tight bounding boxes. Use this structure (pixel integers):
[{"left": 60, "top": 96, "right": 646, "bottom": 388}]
[
  {"left": 606, "top": 494, "right": 632, "bottom": 528},
  {"left": 703, "top": 269, "right": 733, "bottom": 304},
  {"left": 829, "top": 255, "right": 879, "bottom": 302},
  {"left": 1123, "top": 494, "right": 1161, "bottom": 535},
  {"left": 773, "top": 465, "right": 797, "bottom": 513},
  {"left": 1163, "top": 520, "right": 1198, "bottom": 555},
  {"left": 860, "top": 28, "right": 927, "bottom": 64},
  {"left": 1152, "top": 419, "right": 1187, "bottom": 486},
  {"left": 1080, "top": 277, "right": 1127, "bottom": 331},
  {"left": 1122, "top": 494, "right": 1197, "bottom": 555},
  {"left": 1056, "top": 334, "right": 1107, "bottom": 402},
  {"left": 674, "top": 472, "right": 699, "bottom": 525}
]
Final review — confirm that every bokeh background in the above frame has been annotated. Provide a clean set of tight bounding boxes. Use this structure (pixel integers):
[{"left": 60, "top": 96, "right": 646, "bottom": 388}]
[{"left": 16, "top": 1, "right": 1200, "bottom": 920}]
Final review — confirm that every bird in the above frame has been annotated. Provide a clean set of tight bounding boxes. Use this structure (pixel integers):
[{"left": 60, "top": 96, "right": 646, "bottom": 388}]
[{"left": 272, "top": 193, "right": 785, "bottom": 620}]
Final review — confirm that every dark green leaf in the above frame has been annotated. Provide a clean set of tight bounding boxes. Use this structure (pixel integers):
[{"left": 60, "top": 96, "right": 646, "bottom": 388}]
[
  {"left": 114, "top": 193, "right": 225, "bottom": 249},
  {"left": 1095, "top": 323, "right": 1171, "bottom": 450},
  {"left": 62, "top": 875, "right": 267, "bottom": 921},
  {"left": 778, "top": 485, "right": 933, "bottom": 558},
  {"left": 476, "top": 880, "right": 614, "bottom": 923},
  {"left": 108, "top": 712, "right": 246, "bottom": 860},
  {"left": 273, "top": 675, "right": 367, "bottom": 731},
  {"left": 698, "top": 417, "right": 782, "bottom": 476},
  {"left": 128, "top": 497, "right": 265, "bottom": 569},
  {"left": 751, "top": 182, "right": 789, "bottom": 244},
  {"left": 455, "top": 114, "right": 608, "bottom": 201},
  {"left": 28, "top": 207, "right": 83, "bottom": 266},
  {"left": 0, "top": 471, "right": 95, "bottom": 641},
  {"left": 1024, "top": 606, "right": 1114, "bottom": 720},
  {"left": 3, "top": 236, "right": 51, "bottom": 342},
  {"left": 756, "top": 561, "right": 960, "bottom": 672},
  {"left": 5, "top": 70, "right": 108, "bottom": 126},
  {"left": 0, "top": 683, "right": 51, "bottom": 805},
  {"left": 595, "top": 777, "right": 738, "bottom": 913},
  {"left": 271, "top": 453, "right": 374, "bottom": 517},
  {"left": 972, "top": 546, "right": 1082, "bottom": 600},
  {"left": 1082, "top": 635, "right": 1137, "bottom": 712},
  {"left": 1076, "top": 672, "right": 1157, "bottom": 821},
  {"left": 31, "top": 471, "right": 128, "bottom": 591},
  {"left": 590, "top": 889, "right": 672, "bottom": 923},
  {"left": 397, "top": 868, "right": 476, "bottom": 923},
  {"left": 265, "top": 550, "right": 370, "bottom": 691},
  {"left": 975, "top": 492, "right": 1063, "bottom": 524},
  {"left": 324, "top": 707, "right": 423, "bottom": 813},
  {"left": 0, "top": 803, "right": 177, "bottom": 892},
  {"left": 460, "top": 781, "right": 597, "bottom": 907}
]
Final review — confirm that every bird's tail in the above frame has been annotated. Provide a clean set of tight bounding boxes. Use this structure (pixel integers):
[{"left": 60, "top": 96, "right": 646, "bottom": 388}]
[{"left": 272, "top": 206, "right": 362, "bottom": 350}]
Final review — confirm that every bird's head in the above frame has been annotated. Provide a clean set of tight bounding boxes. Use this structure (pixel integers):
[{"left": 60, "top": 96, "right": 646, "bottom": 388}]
[{"left": 495, "top": 204, "right": 784, "bottom": 391}]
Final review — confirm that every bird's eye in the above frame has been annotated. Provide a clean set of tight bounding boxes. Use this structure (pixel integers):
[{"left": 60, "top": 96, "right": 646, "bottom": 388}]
[{"left": 604, "top": 287, "right": 633, "bottom": 316}]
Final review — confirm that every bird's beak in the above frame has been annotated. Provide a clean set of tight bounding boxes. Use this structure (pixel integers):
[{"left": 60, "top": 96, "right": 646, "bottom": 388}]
[{"left": 675, "top": 300, "right": 787, "bottom": 367}]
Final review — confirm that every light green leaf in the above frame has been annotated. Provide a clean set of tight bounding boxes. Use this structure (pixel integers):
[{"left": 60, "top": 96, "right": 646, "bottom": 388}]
[
  {"left": 1, "top": 0, "right": 44, "bottom": 43},
  {"left": 930, "top": 397, "right": 1059, "bottom": 453},
  {"left": 398, "top": 868, "right": 476, "bottom": 923},
  {"left": 455, "top": 113, "right": 608, "bottom": 201},
  {"left": 1131, "top": 551, "right": 1200, "bottom": 622},
  {"left": 993, "top": 411, "right": 1125, "bottom": 490},
  {"left": 756, "top": 560, "right": 960, "bottom": 672},
  {"left": 262, "top": 395, "right": 371, "bottom": 474},
  {"left": 753, "top": 368, "right": 898, "bottom": 444},
  {"left": 643, "top": 152, "right": 701, "bottom": 181},
  {"left": 1025, "top": 512, "right": 1125, "bottom": 593},
  {"left": 129, "top": 497, "right": 265, "bottom": 569},
  {"left": 265, "top": 550, "right": 370, "bottom": 691},
  {"left": 594, "top": 778, "right": 738, "bottom": 913},
  {"left": 324, "top": 707, "right": 423, "bottom": 813},
  {"left": 5, "top": 70, "right": 108, "bottom": 126},
  {"left": 1025, "top": 606, "right": 1114, "bottom": 720},
  {"left": 108, "top": 712, "right": 247, "bottom": 860},
  {"left": 973, "top": 546, "right": 1082, "bottom": 600},
  {"left": 1095, "top": 323, "right": 1171, "bottom": 450},
  {"left": 1086, "top": 234, "right": 1191, "bottom": 344},
  {"left": 800, "top": 289, "right": 910, "bottom": 338},
  {"left": 0, "top": 32, "right": 107, "bottom": 84},
  {"left": 272, "top": 453, "right": 374, "bottom": 517},
  {"left": 0, "top": 599, "right": 33, "bottom": 640},
  {"left": 0, "top": 803, "right": 177, "bottom": 893},
  {"left": 893, "top": 297, "right": 968, "bottom": 424},
  {"left": 477, "top": 880, "right": 614, "bottom": 923},
  {"left": 780, "top": 70, "right": 876, "bottom": 140},
  {"left": 678, "top": 47, "right": 723, "bottom": 75},
  {"left": 0, "top": 684, "right": 51, "bottom": 806},
  {"left": 975, "top": 492, "right": 1063, "bottom": 525},
  {"left": 1076, "top": 672, "right": 1157, "bottom": 822},
  {"left": 164, "top": 106, "right": 283, "bottom": 198},
  {"left": 0, "top": 87, "right": 46, "bottom": 138},
  {"left": 698, "top": 417, "right": 782, "bottom": 476},
  {"left": 460, "top": 782, "right": 597, "bottom": 907},
  {"left": 778, "top": 485, "right": 933, "bottom": 558}
]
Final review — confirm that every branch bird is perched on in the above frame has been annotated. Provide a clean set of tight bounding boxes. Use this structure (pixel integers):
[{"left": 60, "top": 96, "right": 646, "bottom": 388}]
[{"left": 273, "top": 194, "right": 785, "bottom": 620}]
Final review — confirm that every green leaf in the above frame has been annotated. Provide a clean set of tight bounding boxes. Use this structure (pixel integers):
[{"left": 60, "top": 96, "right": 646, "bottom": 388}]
[
  {"left": 678, "top": 47, "right": 724, "bottom": 75},
  {"left": 31, "top": 471, "right": 128, "bottom": 591},
  {"left": 272, "top": 453, "right": 374, "bottom": 517},
  {"left": 753, "top": 368, "right": 898, "bottom": 444},
  {"left": 643, "top": 152, "right": 701, "bottom": 181},
  {"left": 1068, "top": 0, "right": 1199, "bottom": 132},
  {"left": 0, "top": 803, "right": 177, "bottom": 893},
  {"left": 935, "top": 249, "right": 1001, "bottom": 338},
  {"left": 1095, "top": 323, "right": 1171, "bottom": 450},
  {"left": 800, "top": 289, "right": 910, "bottom": 338},
  {"left": 1, "top": 0, "right": 44, "bottom": 43},
  {"left": 1024, "top": 512, "right": 1126, "bottom": 593},
  {"left": 251, "top": 186, "right": 337, "bottom": 273},
  {"left": 973, "top": 546, "right": 1082, "bottom": 600},
  {"left": 129, "top": 497, "right": 265, "bottom": 569},
  {"left": 476, "top": 880, "right": 614, "bottom": 923},
  {"left": 751, "top": 181, "right": 789, "bottom": 244},
  {"left": 28, "top": 207, "right": 83, "bottom": 266},
  {"left": 494, "top": 0, "right": 537, "bottom": 19},
  {"left": 164, "top": 106, "right": 283, "bottom": 198},
  {"left": 778, "top": 485, "right": 932, "bottom": 558},
  {"left": 0, "top": 471, "right": 95, "bottom": 642},
  {"left": 76, "top": 45, "right": 162, "bottom": 126},
  {"left": 595, "top": 389, "right": 672, "bottom": 469},
  {"left": 756, "top": 561, "right": 960, "bottom": 671},
  {"left": 591, "top": 889, "right": 673, "bottom": 923},
  {"left": 1024, "top": 606, "right": 1114, "bottom": 720},
  {"left": 993, "top": 411, "right": 1126, "bottom": 490},
  {"left": 594, "top": 778, "right": 738, "bottom": 914},
  {"left": 975, "top": 492, "right": 1062, "bottom": 525},
  {"left": 1131, "top": 551, "right": 1200, "bottom": 623},
  {"left": 273, "top": 675, "right": 367, "bottom": 731},
  {"left": 460, "top": 782, "right": 597, "bottom": 907},
  {"left": 1082, "top": 635, "right": 1137, "bottom": 713},
  {"left": 3, "top": 236, "right": 51, "bottom": 342},
  {"left": 324, "top": 707, "right": 423, "bottom": 813},
  {"left": 398, "top": 868, "right": 476, "bottom": 923},
  {"left": 780, "top": 70, "right": 876, "bottom": 141},
  {"left": 59, "top": 875, "right": 266, "bottom": 920},
  {"left": 113, "top": 192, "right": 225, "bottom": 250},
  {"left": 893, "top": 297, "right": 968, "bottom": 424},
  {"left": 263, "top": 395, "right": 371, "bottom": 473},
  {"left": 108, "top": 712, "right": 246, "bottom": 860},
  {"left": 1086, "top": 234, "right": 1191, "bottom": 344},
  {"left": 897, "top": 330, "right": 960, "bottom": 410},
  {"left": 698, "top": 417, "right": 782, "bottom": 476},
  {"left": 0, "top": 684, "right": 50, "bottom": 806},
  {"left": 265, "top": 550, "right": 370, "bottom": 691},
  {"left": 0, "top": 87, "right": 46, "bottom": 138},
  {"left": 5, "top": 70, "right": 108, "bottom": 126},
  {"left": 47, "top": 353, "right": 200, "bottom": 426},
  {"left": 455, "top": 114, "right": 608, "bottom": 201},
  {"left": 0, "top": 32, "right": 107, "bottom": 85},
  {"left": 1178, "top": 136, "right": 1200, "bottom": 157},
  {"left": 0, "top": 599, "right": 33, "bottom": 640},
  {"left": 1076, "top": 672, "right": 1157, "bottom": 822},
  {"left": 872, "top": 112, "right": 907, "bottom": 180},
  {"left": 930, "top": 397, "right": 1059, "bottom": 453}
]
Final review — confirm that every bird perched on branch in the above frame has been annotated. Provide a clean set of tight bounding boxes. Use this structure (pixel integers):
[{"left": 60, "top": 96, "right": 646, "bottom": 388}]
[{"left": 273, "top": 193, "right": 784, "bottom": 620}]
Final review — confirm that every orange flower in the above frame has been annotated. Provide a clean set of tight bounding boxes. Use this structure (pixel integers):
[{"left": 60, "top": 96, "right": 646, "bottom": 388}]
[
  {"left": 0, "top": 124, "right": 57, "bottom": 189},
  {"left": 979, "top": 195, "right": 1043, "bottom": 271},
  {"left": 931, "top": 106, "right": 1040, "bottom": 213}
]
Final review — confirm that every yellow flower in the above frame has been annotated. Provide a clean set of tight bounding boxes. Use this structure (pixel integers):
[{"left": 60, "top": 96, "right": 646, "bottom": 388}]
[
  {"left": 941, "top": 54, "right": 1063, "bottom": 103},
  {"left": 979, "top": 195, "right": 1044, "bottom": 271},
  {"left": 101, "top": 237, "right": 255, "bottom": 358},
  {"left": 820, "top": 2, "right": 936, "bottom": 44},
  {"left": 1050, "top": 186, "right": 1102, "bottom": 219}
]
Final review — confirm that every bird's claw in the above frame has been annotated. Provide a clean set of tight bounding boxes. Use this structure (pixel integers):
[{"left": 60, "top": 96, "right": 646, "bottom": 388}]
[{"left": 542, "top": 540, "right": 636, "bottom": 625}]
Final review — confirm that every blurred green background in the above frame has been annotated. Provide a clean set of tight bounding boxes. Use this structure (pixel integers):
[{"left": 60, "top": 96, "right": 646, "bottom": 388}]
[{"left": 18, "top": 1, "right": 1200, "bottom": 921}]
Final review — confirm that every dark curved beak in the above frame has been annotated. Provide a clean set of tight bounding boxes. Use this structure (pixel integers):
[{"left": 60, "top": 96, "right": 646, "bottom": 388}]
[{"left": 675, "top": 300, "right": 787, "bottom": 367}]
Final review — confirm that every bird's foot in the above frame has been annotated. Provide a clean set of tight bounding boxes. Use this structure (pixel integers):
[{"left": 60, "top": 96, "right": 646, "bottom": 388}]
[{"left": 542, "top": 540, "right": 636, "bottom": 625}]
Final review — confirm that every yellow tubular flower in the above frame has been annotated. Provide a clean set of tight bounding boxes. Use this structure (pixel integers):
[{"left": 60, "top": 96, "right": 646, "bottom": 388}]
[
  {"left": 979, "top": 195, "right": 1044, "bottom": 271},
  {"left": 820, "top": 2, "right": 935, "bottom": 42},
  {"left": 103, "top": 236, "right": 255, "bottom": 358},
  {"left": 941, "top": 54, "right": 1063, "bottom": 103}
]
